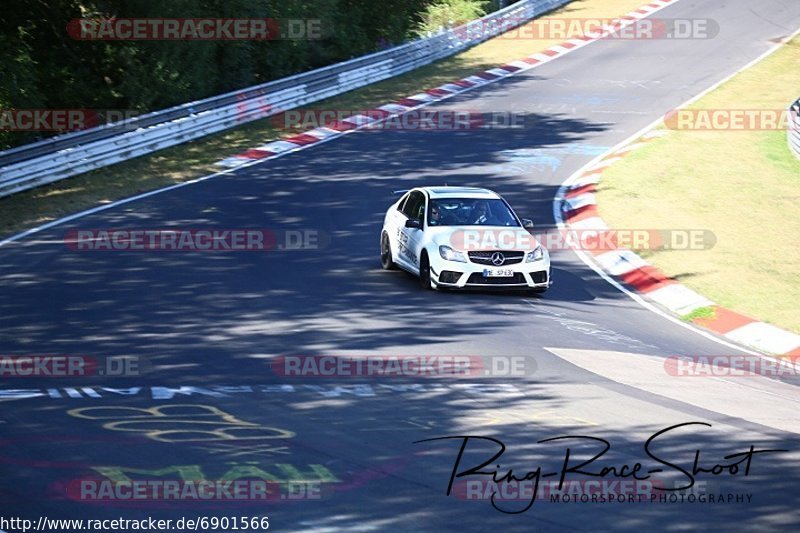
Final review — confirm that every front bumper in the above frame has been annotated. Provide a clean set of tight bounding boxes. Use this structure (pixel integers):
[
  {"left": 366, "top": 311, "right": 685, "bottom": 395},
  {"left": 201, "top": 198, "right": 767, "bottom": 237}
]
[{"left": 430, "top": 259, "right": 551, "bottom": 290}]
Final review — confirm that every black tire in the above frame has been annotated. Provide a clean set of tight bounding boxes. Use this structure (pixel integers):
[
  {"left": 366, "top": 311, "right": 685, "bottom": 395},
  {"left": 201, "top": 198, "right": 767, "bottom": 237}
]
[
  {"left": 380, "top": 232, "right": 397, "bottom": 270},
  {"left": 419, "top": 253, "right": 434, "bottom": 290}
]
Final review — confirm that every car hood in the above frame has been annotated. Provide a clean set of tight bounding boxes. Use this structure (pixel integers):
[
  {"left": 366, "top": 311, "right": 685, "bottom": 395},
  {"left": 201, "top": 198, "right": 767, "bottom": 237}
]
[{"left": 428, "top": 225, "right": 541, "bottom": 252}]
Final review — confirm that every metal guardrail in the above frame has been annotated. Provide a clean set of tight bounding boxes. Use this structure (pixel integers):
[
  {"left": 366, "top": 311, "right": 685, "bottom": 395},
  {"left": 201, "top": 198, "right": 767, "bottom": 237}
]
[
  {"left": 789, "top": 99, "right": 800, "bottom": 158},
  {"left": 0, "top": 0, "right": 570, "bottom": 198}
]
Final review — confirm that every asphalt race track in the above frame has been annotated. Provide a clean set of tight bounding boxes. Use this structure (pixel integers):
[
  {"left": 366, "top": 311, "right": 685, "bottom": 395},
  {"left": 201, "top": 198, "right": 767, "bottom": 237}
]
[{"left": 2, "top": 0, "right": 800, "bottom": 531}]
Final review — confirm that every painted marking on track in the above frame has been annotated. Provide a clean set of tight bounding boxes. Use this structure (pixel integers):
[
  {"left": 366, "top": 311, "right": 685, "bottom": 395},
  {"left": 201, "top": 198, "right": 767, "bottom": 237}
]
[
  {"left": 524, "top": 300, "right": 659, "bottom": 351},
  {"left": 68, "top": 404, "right": 296, "bottom": 443}
]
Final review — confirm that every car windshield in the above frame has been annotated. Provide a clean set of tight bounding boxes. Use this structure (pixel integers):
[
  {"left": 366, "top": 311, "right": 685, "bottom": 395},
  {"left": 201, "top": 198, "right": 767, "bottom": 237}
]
[{"left": 428, "top": 198, "right": 520, "bottom": 227}]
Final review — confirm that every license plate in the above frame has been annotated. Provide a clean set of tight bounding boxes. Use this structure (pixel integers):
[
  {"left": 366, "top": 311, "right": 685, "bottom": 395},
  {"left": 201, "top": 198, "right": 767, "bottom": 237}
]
[{"left": 483, "top": 268, "right": 514, "bottom": 278}]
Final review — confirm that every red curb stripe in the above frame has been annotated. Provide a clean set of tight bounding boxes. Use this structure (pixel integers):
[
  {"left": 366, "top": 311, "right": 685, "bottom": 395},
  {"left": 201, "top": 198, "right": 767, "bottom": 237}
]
[
  {"left": 619, "top": 266, "right": 674, "bottom": 293},
  {"left": 500, "top": 64, "right": 521, "bottom": 72},
  {"left": 635, "top": 8, "right": 650, "bottom": 14},
  {"left": 560, "top": 41, "right": 577, "bottom": 49},
  {"left": 521, "top": 57, "right": 541, "bottom": 64},
  {"left": 476, "top": 71, "right": 500, "bottom": 80},
  {"left": 238, "top": 149, "right": 273, "bottom": 159},
  {"left": 783, "top": 347, "right": 800, "bottom": 357},
  {"left": 693, "top": 306, "right": 755, "bottom": 335},
  {"left": 285, "top": 134, "right": 322, "bottom": 146},
  {"left": 563, "top": 204, "right": 598, "bottom": 224},
  {"left": 542, "top": 49, "right": 560, "bottom": 57},
  {"left": 396, "top": 98, "right": 423, "bottom": 107},
  {"left": 565, "top": 183, "right": 596, "bottom": 198},
  {"left": 452, "top": 79, "right": 475, "bottom": 88},
  {"left": 426, "top": 88, "right": 451, "bottom": 97}
]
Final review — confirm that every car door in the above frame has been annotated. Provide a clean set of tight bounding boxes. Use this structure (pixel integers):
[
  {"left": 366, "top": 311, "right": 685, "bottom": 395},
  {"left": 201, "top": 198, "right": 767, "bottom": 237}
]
[
  {"left": 385, "top": 192, "right": 408, "bottom": 257},
  {"left": 396, "top": 190, "right": 425, "bottom": 272}
]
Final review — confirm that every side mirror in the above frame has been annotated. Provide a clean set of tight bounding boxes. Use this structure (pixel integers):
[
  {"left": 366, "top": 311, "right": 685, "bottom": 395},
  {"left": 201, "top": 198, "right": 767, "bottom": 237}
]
[
  {"left": 405, "top": 219, "right": 422, "bottom": 229},
  {"left": 522, "top": 219, "right": 534, "bottom": 229}
]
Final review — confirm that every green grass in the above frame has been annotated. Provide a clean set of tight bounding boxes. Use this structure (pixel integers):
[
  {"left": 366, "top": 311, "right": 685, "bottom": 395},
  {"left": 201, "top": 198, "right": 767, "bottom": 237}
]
[
  {"left": 597, "top": 36, "right": 800, "bottom": 333},
  {"left": 0, "top": 0, "right": 649, "bottom": 239},
  {"left": 681, "top": 306, "right": 716, "bottom": 323}
]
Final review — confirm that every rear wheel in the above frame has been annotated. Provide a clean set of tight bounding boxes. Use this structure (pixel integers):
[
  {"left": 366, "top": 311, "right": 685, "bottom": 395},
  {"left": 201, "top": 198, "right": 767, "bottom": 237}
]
[
  {"left": 419, "top": 253, "right": 435, "bottom": 290},
  {"left": 380, "top": 232, "right": 396, "bottom": 270}
]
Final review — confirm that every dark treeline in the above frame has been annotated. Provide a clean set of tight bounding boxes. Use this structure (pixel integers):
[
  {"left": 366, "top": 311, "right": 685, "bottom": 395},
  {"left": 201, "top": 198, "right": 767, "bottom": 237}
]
[{"left": 0, "top": 0, "right": 501, "bottom": 149}]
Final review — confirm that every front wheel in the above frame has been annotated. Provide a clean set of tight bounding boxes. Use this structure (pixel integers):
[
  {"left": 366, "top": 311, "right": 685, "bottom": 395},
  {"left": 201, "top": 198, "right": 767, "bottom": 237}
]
[
  {"left": 380, "top": 232, "right": 396, "bottom": 270},
  {"left": 418, "top": 253, "right": 435, "bottom": 290}
]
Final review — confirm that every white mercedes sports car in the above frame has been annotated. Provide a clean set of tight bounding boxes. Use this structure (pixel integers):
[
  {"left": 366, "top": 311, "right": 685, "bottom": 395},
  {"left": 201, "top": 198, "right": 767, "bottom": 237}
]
[{"left": 380, "top": 186, "right": 551, "bottom": 292}]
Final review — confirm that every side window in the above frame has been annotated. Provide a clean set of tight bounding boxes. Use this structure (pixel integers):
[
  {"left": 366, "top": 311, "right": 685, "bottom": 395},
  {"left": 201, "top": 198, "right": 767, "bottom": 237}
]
[
  {"left": 402, "top": 191, "right": 425, "bottom": 221},
  {"left": 396, "top": 193, "right": 410, "bottom": 214}
]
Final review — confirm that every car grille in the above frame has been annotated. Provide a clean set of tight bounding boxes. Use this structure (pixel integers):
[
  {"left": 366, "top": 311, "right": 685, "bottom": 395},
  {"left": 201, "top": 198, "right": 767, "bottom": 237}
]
[
  {"left": 466, "top": 273, "right": 527, "bottom": 285},
  {"left": 468, "top": 251, "right": 524, "bottom": 266}
]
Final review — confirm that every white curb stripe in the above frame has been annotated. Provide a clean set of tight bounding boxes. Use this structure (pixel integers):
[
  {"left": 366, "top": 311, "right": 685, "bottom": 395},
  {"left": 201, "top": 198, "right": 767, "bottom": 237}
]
[
  {"left": 438, "top": 83, "right": 466, "bottom": 93},
  {"left": 303, "top": 127, "right": 340, "bottom": 140},
  {"left": 464, "top": 75, "right": 490, "bottom": 85},
  {"left": 508, "top": 60, "right": 534, "bottom": 70},
  {"left": 725, "top": 323, "right": 800, "bottom": 355},
  {"left": 486, "top": 68, "right": 511, "bottom": 76},
  {"left": 407, "top": 92, "right": 436, "bottom": 102},
  {"left": 254, "top": 140, "right": 301, "bottom": 153},
  {"left": 378, "top": 103, "right": 410, "bottom": 114},
  {"left": 530, "top": 53, "right": 553, "bottom": 62},
  {"left": 562, "top": 193, "right": 597, "bottom": 211},
  {"left": 342, "top": 114, "right": 374, "bottom": 125},
  {"left": 215, "top": 156, "right": 252, "bottom": 168},
  {"left": 595, "top": 249, "right": 650, "bottom": 276},
  {"left": 567, "top": 216, "right": 608, "bottom": 231},
  {"left": 646, "top": 284, "right": 714, "bottom": 315},
  {"left": 570, "top": 172, "right": 604, "bottom": 188}
]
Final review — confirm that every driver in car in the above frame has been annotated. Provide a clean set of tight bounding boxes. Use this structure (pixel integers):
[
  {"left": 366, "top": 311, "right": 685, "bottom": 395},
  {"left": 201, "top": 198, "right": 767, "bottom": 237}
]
[
  {"left": 430, "top": 204, "right": 442, "bottom": 225},
  {"left": 471, "top": 201, "right": 492, "bottom": 225}
]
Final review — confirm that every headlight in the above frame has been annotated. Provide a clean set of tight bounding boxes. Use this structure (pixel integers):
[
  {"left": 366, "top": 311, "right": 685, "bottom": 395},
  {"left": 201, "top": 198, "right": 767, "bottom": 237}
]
[
  {"left": 526, "top": 246, "right": 544, "bottom": 262},
  {"left": 439, "top": 245, "right": 467, "bottom": 263}
]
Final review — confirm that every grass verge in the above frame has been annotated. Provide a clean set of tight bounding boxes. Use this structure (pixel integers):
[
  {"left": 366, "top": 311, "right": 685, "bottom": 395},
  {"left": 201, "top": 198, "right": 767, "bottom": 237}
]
[
  {"left": 596, "top": 35, "right": 800, "bottom": 333},
  {"left": 0, "top": 0, "right": 650, "bottom": 239}
]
